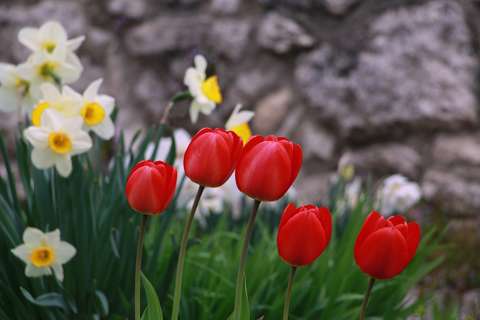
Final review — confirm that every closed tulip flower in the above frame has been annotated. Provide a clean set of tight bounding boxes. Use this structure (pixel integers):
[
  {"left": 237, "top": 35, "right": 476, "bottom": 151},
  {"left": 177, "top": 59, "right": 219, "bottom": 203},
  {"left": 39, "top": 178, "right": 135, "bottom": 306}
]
[
  {"left": 355, "top": 211, "right": 420, "bottom": 279},
  {"left": 277, "top": 204, "right": 332, "bottom": 266},
  {"left": 125, "top": 160, "right": 177, "bottom": 215},
  {"left": 184, "top": 128, "right": 243, "bottom": 188},
  {"left": 235, "top": 135, "right": 302, "bottom": 202}
]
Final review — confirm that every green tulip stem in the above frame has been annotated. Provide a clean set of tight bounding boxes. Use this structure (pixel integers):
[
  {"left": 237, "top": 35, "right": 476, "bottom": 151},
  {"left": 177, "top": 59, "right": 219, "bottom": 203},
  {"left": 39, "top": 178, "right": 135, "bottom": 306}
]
[
  {"left": 171, "top": 185, "right": 205, "bottom": 320},
  {"left": 233, "top": 199, "right": 261, "bottom": 320},
  {"left": 282, "top": 266, "right": 297, "bottom": 320},
  {"left": 134, "top": 214, "right": 148, "bottom": 320},
  {"left": 359, "top": 277, "right": 376, "bottom": 320}
]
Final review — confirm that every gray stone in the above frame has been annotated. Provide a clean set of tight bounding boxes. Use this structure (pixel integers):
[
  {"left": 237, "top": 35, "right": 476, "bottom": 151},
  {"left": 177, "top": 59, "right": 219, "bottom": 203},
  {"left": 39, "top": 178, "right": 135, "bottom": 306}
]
[
  {"left": 125, "top": 15, "right": 209, "bottom": 56},
  {"left": 432, "top": 134, "right": 480, "bottom": 167},
  {"left": 422, "top": 170, "right": 480, "bottom": 216},
  {"left": 341, "top": 143, "right": 422, "bottom": 178},
  {"left": 133, "top": 71, "right": 169, "bottom": 115},
  {"left": 296, "top": 0, "right": 477, "bottom": 139},
  {"left": 253, "top": 88, "right": 292, "bottom": 134},
  {"left": 107, "top": 0, "right": 148, "bottom": 18},
  {"left": 295, "top": 172, "right": 333, "bottom": 203},
  {"left": 322, "top": 0, "right": 359, "bottom": 15},
  {"left": 231, "top": 68, "right": 279, "bottom": 101},
  {"left": 257, "top": 13, "right": 315, "bottom": 54},
  {"left": 210, "top": 19, "right": 251, "bottom": 61},
  {"left": 297, "top": 121, "right": 335, "bottom": 161},
  {"left": 210, "top": 0, "right": 241, "bottom": 15}
]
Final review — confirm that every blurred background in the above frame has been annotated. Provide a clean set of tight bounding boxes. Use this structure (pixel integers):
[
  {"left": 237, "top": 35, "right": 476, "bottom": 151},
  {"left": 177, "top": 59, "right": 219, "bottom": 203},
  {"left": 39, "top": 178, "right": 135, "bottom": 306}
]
[{"left": 0, "top": 0, "right": 480, "bottom": 317}]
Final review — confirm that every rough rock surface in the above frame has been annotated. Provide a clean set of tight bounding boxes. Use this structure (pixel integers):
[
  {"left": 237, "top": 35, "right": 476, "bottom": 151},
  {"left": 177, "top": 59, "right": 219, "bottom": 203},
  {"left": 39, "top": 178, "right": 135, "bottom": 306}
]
[{"left": 0, "top": 0, "right": 480, "bottom": 219}]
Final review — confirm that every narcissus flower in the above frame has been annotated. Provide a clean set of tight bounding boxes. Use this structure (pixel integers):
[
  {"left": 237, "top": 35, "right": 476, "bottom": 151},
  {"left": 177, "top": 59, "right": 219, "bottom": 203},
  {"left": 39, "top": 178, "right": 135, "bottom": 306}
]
[
  {"left": 277, "top": 204, "right": 332, "bottom": 266},
  {"left": 30, "top": 83, "right": 80, "bottom": 126},
  {"left": 225, "top": 104, "right": 255, "bottom": 145},
  {"left": 11, "top": 227, "right": 76, "bottom": 281},
  {"left": 18, "top": 21, "right": 84, "bottom": 56},
  {"left": 184, "top": 55, "right": 222, "bottom": 123},
  {"left": 378, "top": 174, "right": 422, "bottom": 216},
  {"left": 64, "top": 79, "right": 115, "bottom": 140},
  {"left": 16, "top": 46, "right": 83, "bottom": 95},
  {"left": 0, "top": 63, "right": 35, "bottom": 113},
  {"left": 354, "top": 211, "right": 421, "bottom": 279},
  {"left": 235, "top": 135, "right": 302, "bottom": 201},
  {"left": 23, "top": 109, "right": 92, "bottom": 177},
  {"left": 125, "top": 160, "right": 177, "bottom": 215},
  {"left": 184, "top": 128, "right": 243, "bottom": 187}
]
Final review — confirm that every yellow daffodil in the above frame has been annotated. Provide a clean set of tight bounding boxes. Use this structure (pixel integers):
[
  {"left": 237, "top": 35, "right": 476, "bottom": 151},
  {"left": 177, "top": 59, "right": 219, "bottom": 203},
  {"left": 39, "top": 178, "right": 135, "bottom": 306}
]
[
  {"left": 225, "top": 104, "right": 254, "bottom": 144},
  {"left": 63, "top": 79, "right": 116, "bottom": 140},
  {"left": 11, "top": 227, "right": 76, "bottom": 281},
  {"left": 23, "top": 109, "right": 92, "bottom": 177},
  {"left": 184, "top": 55, "right": 222, "bottom": 123},
  {"left": 30, "top": 83, "right": 80, "bottom": 126}
]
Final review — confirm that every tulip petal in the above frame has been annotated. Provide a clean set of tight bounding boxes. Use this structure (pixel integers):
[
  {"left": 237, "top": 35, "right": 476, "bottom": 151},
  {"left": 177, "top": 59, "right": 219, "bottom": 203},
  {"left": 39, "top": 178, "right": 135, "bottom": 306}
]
[
  {"left": 279, "top": 203, "right": 298, "bottom": 229},
  {"left": 315, "top": 207, "right": 332, "bottom": 245},
  {"left": 355, "top": 227, "right": 409, "bottom": 279}
]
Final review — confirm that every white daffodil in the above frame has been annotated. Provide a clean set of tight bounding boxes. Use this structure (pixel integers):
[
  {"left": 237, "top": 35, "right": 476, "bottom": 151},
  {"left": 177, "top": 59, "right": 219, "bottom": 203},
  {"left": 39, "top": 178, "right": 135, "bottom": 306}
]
[
  {"left": 23, "top": 109, "right": 92, "bottom": 177},
  {"left": 225, "top": 104, "right": 255, "bottom": 145},
  {"left": 63, "top": 79, "right": 115, "bottom": 140},
  {"left": 0, "top": 63, "right": 35, "bottom": 113},
  {"left": 11, "top": 227, "right": 76, "bottom": 281},
  {"left": 146, "top": 128, "right": 191, "bottom": 166},
  {"left": 18, "top": 21, "right": 84, "bottom": 56},
  {"left": 378, "top": 174, "right": 422, "bottom": 216},
  {"left": 184, "top": 55, "right": 222, "bottom": 123},
  {"left": 16, "top": 46, "right": 83, "bottom": 97},
  {"left": 30, "top": 83, "right": 80, "bottom": 126}
]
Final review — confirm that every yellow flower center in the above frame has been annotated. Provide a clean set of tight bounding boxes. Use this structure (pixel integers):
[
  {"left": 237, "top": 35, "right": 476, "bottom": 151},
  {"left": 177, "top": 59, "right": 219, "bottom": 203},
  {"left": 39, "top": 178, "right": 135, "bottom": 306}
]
[
  {"left": 32, "top": 102, "right": 50, "bottom": 126},
  {"left": 80, "top": 102, "right": 105, "bottom": 126},
  {"left": 340, "top": 164, "right": 355, "bottom": 181},
  {"left": 231, "top": 123, "right": 252, "bottom": 145},
  {"left": 201, "top": 76, "right": 222, "bottom": 103},
  {"left": 37, "top": 61, "right": 58, "bottom": 80},
  {"left": 48, "top": 132, "right": 72, "bottom": 154},
  {"left": 42, "top": 41, "right": 56, "bottom": 53},
  {"left": 30, "top": 246, "right": 56, "bottom": 267},
  {"left": 15, "top": 78, "right": 30, "bottom": 96}
]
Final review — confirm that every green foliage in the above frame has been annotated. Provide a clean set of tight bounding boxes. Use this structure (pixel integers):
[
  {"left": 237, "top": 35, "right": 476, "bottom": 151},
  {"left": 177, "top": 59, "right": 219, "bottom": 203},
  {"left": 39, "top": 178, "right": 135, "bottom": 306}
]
[{"left": 0, "top": 128, "right": 446, "bottom": 319}]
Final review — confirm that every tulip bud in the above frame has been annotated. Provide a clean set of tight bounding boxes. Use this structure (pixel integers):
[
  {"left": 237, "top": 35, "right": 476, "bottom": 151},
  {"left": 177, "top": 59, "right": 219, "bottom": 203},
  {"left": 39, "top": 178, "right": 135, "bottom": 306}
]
[
  {"left": 354, "top": 211, "right": 421, "bottom": 279},
  {"left": 235, "top": 135, "right": 302, "bottom": 202},
  {"left": 277, "top": 204, "right": 332, "bottom": 266},
  {"left": 183, "top": 128, "right": 243, "bottom": 188},
  {"left": 125, "top": 160, "right": 177, "bottom": 215}
]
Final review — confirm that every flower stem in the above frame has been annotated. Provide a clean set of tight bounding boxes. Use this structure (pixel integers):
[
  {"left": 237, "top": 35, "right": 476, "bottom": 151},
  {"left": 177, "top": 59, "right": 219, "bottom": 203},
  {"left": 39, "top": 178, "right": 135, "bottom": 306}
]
[
  {"left": 282, "top": 266, "right": 297, "bottom": 320},
  {"left": 359, "top": 277, "right": 376, "bottom": 320},
  {"left": 134, "top": 215, "right": 148, "bottom": 320},
  {"left": 233, "top": 200, "right": 261, "bottom": 320},
  {"left": 171, "top": 185, "right": 205, "bottom": 320}
]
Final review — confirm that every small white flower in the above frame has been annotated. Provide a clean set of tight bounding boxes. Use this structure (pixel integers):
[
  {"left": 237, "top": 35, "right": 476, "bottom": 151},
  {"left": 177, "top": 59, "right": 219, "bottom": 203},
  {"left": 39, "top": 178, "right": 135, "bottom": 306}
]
[
  {"left": 0, "top": 63, "right": 35, "bottom": 113},
  {"left": 184, "top": 55, "right": 222, "bottom": 123},
  {"left": 11, "top": 227, "right": 76, "bottom": 282},
  {"left": 30, "top": 83, "right": 81, "bottom": 126},
  {"left": 16, "top": 46, "right": 83, "bottom": 97},
  {"left": 18, "top": 21, "right": 84, "bottom": 55},
  {"left": 146, "top": 128, "right": 191, "bottom": 166},
  {"left": 345, "top": 177, "right": 362, "bottom": 208},
  {"left": 225, "top": 104, "right": 254, "bottom": 144},
  {"left": 63, "top": 79, "right": 115, "bottom": 140},
  {"left": 23, "top": 109, "right": 92, "bottom": 177},
  {"left": 378, "top": 174, "right": 422, "bottom": 216}
]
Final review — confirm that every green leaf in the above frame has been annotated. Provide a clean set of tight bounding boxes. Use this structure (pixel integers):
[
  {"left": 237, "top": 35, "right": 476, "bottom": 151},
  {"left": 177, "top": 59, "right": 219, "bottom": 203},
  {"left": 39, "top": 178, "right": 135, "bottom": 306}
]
[
  {"left": 20, "top": 287, "right": 69, "bottom": 311},
  {"left": 228, "top": 278, "right": 250, "bottom": 320},
  {"left": 141, "top": 273, "right": 163, "bottom": 320}
]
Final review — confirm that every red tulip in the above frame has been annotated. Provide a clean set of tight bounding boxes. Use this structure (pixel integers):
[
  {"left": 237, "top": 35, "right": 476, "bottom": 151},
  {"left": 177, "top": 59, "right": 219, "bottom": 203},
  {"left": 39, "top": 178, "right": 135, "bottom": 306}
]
[
  {"left": 277, "top": 204, "right": 332, "bottom": 266},
  {"left": 184, "top": 128, "right": 243, "bottom": 187},
  {"left": 354, "top": 211, "right": 421, "bottom": 279},
  {"left": 125, "top": 160, "right": 177, "bottom": 215},
  {"left": 235, "top": 135, "right": 302, "bottom": 201}
]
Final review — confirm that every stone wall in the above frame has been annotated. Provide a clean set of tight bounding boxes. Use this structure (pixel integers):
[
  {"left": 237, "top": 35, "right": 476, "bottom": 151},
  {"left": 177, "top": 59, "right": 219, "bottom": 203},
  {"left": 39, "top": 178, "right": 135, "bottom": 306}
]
[{"left": 1, "top": 0, "right": 480, "bottom": 220}]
